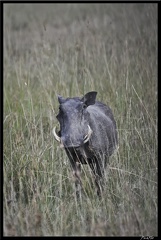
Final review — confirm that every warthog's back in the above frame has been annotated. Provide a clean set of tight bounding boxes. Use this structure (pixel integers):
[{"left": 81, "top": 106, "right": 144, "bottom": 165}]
[{"left": 87, "top": 101, "right": 118, "bottom": 156}]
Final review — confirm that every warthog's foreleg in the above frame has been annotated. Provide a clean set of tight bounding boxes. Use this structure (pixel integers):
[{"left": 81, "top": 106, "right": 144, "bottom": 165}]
[
  {"left": 72, "top": 161, "right": 82, "bottom": 199},
  {"left": 66, "top": 150, "right": 82, "bottom": 199},
  {"left": 89, "top": 157, "right": 106, "bottom": 197}
]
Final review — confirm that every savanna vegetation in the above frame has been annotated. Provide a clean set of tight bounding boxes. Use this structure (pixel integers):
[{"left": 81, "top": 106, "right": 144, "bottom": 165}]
[{"left": 3, "top": 3, "right": 157, "bottom": 236}]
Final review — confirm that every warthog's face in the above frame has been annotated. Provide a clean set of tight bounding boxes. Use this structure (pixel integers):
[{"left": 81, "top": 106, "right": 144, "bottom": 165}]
[{"left": 53, "top": 92, "right": 97, "bottom": 150}]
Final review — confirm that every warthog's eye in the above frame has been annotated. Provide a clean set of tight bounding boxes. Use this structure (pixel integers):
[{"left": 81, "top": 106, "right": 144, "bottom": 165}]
[
  {"left": 82, "top": 103, "right": 87, "bottom": 110},
  {"left": 57, "top": 106, "right": 63, "bottom": 116},
  {"left": 56, "top": 114, "right": 59, "bottom": 120},
  {"left": 56, "top": 106, "right": 62, "bottom": 120}
]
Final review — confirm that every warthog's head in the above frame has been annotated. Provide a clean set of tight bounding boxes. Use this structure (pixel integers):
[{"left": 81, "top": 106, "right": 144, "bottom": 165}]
[{"left": 53, "top": 92, "right": 97, "bottom": 150}]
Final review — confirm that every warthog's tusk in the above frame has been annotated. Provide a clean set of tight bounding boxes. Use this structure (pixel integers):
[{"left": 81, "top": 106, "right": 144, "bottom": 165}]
[
  {"left": 52, "top": 126, "right": 61, "bottom": 142},
  {"left": 83, "top": 125, "right": 93, "bottom": 143}
]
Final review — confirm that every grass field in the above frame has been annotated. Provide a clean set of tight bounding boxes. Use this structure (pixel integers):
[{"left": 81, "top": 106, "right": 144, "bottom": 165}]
[{"left": 3, "top": 3, "right": 157, "bottom": 236}]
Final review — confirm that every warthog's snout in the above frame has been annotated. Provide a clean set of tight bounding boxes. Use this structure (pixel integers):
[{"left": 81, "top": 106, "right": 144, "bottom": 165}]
[{"left": 53, "top": 125, "right": 93, "bottom": 148}]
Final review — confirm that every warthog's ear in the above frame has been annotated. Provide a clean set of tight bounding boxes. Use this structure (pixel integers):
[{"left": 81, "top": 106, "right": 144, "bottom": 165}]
[
  {"left": 81, "top": 91, "right": 97, "bottom": 106},
  {"left": 58, "top": 95, "right": 66, "bottom": 104}
]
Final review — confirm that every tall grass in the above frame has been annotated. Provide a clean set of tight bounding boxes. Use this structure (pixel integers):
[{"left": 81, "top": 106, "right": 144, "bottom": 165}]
[{"left": 3, "top": 3, "right": 157, "bottom": 236}]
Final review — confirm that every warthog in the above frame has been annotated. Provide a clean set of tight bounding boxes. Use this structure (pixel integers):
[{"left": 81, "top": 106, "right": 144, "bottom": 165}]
[{"left": 53, "top": 91, "right": 118, "bottom": 196}]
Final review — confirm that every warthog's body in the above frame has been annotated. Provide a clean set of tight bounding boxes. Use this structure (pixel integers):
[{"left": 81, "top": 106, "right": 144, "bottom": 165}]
[{"left": 53, "top": 91, "right": 118, "bottom": 196}]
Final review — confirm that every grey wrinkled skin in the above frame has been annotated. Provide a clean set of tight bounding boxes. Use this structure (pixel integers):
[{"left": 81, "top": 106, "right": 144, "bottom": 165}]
[{"left": 55, "top": 91, "right": 118, "bottom": 197}]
